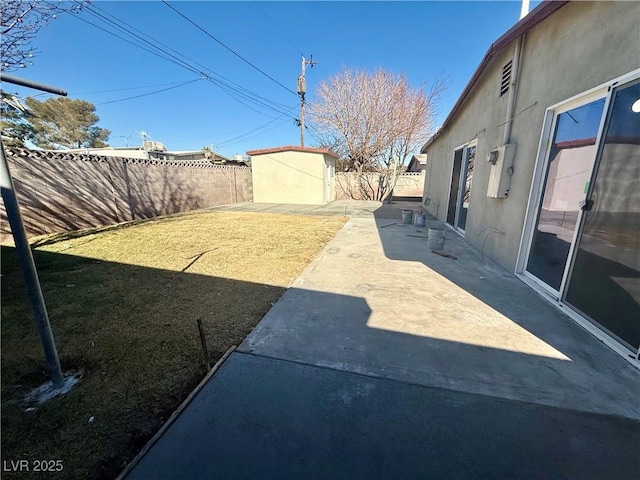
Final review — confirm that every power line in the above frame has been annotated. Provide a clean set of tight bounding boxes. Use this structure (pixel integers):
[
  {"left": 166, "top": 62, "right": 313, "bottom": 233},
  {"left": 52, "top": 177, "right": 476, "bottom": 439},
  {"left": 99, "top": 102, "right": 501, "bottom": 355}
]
[
  {"left": 305, "top": 124, "right": 321, "bottom": 143},
  {"left": 258, "top": 4, "right": 303, "bottom": 56},
  {"left": 17, "top": 80, "right": 204, "bottom": 100},
  {"left": 67, "top": 10, "right": 202, "bottom": 77},
  {"left": 87, "top": 2, "right": 291, "bottom": 110},
  {"left": 77, "top": 3, "right": 205, "bottom": 77},
  {"left": 161, "top": 1, "right": 297, "bottom": 96},
  {"left": 68, "top": 3, "right": 297, "bottom": 119},
  {"left": 95, "top": 79, "right": 202, "bottom": 105},
  {"left": 220, "top": 92, "right": 286, "bottom": 120},
  {"left": 217, "top": 118, "right": 291, "bottom": 149},
  {"left": 74, "top": 80, "right": 202, "bottom": 96},
  {"left": 217, "top": 107, "right": 297, "bottom": 148},
  {"left": 211, "top": 79, "right": 296, "bottom": 119}
]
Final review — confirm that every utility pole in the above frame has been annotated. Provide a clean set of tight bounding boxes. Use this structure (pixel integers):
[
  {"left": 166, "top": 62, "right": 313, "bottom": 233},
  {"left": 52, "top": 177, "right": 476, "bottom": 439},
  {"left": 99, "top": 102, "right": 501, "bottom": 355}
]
[{"left": 297, "top": 55, "right": 316, "bottom": 147}]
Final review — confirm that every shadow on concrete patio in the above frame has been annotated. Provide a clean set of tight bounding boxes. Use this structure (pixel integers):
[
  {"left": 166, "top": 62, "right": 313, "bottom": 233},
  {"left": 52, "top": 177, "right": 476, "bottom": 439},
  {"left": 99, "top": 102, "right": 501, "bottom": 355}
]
[
  {"left": 372, "top": 202, "right": 640, "bottom": 349},
  {"left": 241, "top": 200, "right": 640, "bottom": 420}
]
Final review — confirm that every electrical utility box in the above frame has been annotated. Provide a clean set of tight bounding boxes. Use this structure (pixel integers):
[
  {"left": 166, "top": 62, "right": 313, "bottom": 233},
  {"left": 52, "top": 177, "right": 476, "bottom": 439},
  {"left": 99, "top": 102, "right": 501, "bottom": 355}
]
[{"left": 486, "top": 143, "right": 517, "bottom": 198}]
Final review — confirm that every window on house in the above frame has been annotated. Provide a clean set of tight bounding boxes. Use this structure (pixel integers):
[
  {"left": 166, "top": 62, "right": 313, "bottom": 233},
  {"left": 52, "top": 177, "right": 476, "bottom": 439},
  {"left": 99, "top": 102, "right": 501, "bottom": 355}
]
[
  {"left": 446, "top": 149, "right": 463, "bottom": 226},
  {"left": 446, "top": 143, "right": 476, "bottom": 233},
  {"left": 500, "top": 60, "right": 512, "bottom": 97}
]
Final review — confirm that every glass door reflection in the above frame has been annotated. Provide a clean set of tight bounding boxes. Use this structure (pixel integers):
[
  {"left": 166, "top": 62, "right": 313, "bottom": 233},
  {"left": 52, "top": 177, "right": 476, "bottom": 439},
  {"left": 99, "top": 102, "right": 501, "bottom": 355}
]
[
  {"left": 525, "top": 98, "right": 605, "bottom": 292},
  {"left": 565, "top": 79, "right": 640, "bottom": 350}
]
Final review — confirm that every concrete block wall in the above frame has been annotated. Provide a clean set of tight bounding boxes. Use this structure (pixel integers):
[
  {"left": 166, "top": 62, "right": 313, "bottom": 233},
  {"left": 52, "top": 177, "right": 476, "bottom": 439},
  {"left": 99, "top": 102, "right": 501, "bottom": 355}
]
[
  {"left": 335, "top": 172, "right": 426, "bottom": 200},
  {"left": 0, "top": 148, "right": 253, "bottom": 241}
]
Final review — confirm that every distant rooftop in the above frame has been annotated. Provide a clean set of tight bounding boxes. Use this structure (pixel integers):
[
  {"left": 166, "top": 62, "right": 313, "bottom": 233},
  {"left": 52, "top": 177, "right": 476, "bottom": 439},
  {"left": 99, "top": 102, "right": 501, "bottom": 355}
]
[{"left": 246, "top": 145, "right": 339, "bottom": 158}]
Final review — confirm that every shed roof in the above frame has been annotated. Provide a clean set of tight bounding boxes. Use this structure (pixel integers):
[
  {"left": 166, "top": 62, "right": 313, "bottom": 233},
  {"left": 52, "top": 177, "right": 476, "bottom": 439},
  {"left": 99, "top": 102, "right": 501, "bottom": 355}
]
[
  {"left": 421, "top": 0, "right": 569, "bottom": 153},
  {"left": 246, "top": 145, "right": 340, "bottom": 158}
]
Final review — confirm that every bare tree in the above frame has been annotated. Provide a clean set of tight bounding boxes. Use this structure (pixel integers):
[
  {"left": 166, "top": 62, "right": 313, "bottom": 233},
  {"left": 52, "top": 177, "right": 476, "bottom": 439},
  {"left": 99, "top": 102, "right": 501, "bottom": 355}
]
[
  {"left": 310, "top": 68, "right": 446, "bottom": 201},
  {"left": 0, "top": 1, "right": 85, "bottom": 71}
]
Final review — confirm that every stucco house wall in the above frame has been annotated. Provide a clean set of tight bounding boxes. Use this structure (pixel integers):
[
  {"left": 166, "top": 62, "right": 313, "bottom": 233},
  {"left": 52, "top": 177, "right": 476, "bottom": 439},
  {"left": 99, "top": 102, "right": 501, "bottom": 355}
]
[
  {"left": 248, "top": 146, "right": 337, "bottom": 205},
  {"left": 422, "top": 0, "right": 640, "bottom": 272}
]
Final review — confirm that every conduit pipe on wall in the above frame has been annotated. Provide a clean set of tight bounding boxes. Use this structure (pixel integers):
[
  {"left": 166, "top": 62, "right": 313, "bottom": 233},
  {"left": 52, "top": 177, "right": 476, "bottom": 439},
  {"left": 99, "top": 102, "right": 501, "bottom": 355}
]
[{"left": 502, "top": 35, "right": 524, "bottom": 146}]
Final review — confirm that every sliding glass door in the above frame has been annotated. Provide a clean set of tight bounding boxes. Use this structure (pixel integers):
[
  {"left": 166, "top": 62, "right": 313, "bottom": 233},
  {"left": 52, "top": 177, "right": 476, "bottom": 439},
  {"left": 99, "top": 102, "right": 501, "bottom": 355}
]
[
  {"left": 446, "top": 144, "right": 476, "bottom": 233},
  {"left": 525, "top": 97, "right": 605, "bottom": 293},
  {"left": 564, "top": 79, "right": 640, "bottom": 350},
  {"left": 446, "top": 148, "right": 463, "bottom": 227},
  {"left": 523, "top": 74, "right": 640, "bottom": 352}
]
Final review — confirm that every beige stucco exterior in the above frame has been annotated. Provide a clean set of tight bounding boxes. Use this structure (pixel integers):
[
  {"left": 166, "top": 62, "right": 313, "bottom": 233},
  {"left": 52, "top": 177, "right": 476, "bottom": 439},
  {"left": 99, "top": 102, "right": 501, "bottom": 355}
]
[
  {"left": 422, "top": 0, "right": 640, "bottom": 273},
  {"left": 249, "top": 147, "right": 337, "bottom": 204}
]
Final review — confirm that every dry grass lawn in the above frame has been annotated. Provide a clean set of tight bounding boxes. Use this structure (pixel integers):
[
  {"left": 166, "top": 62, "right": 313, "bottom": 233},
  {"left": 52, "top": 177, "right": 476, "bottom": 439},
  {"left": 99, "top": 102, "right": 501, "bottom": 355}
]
[{"left": 1, "top": 210, "right": 346, "bottom": 479}]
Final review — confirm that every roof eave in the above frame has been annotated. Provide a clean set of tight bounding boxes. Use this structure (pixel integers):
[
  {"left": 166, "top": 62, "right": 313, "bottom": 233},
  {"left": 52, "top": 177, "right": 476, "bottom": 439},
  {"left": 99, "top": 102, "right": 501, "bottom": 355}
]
[
  {"left": 246, "top": 145, "right": 340, "bottom": 159},
  {"left": 421, "top": 0, "right": 569, "bottom": 153}
]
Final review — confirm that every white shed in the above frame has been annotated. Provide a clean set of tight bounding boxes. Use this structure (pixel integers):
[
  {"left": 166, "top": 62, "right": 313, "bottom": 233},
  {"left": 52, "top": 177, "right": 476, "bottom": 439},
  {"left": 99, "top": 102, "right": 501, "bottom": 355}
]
[{"left": 246, "top": 146, "right": 337, "bottom": 205}]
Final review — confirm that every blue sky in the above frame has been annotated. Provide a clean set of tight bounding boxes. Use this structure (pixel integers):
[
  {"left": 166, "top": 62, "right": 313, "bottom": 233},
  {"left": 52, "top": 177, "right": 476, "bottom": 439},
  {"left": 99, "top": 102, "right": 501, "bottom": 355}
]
[{"left": 4, "top": 1, "right": 540, "bottom": 157}]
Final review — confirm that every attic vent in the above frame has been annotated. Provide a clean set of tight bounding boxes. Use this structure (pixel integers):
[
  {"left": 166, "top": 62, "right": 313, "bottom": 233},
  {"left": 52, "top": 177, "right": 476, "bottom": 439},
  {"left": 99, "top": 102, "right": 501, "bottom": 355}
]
[{"left": 500, "top": 60, "right": 513, "bottom": 97}]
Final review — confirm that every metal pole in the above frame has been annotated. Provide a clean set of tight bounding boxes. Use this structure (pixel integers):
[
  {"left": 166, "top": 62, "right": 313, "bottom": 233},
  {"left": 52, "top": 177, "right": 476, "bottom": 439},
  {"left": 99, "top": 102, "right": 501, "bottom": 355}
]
[
  {"left": 502, "top": 35, "right": 523, "bottom": 146},
  {"left": 300, "top": 97, "right": 305, "bottom": 147},
  {"left": 0, "top": 73, "right": 67, "bottom": 96},
  {"left": 0, "top": 140, "right": 65, "bottom": 388}
]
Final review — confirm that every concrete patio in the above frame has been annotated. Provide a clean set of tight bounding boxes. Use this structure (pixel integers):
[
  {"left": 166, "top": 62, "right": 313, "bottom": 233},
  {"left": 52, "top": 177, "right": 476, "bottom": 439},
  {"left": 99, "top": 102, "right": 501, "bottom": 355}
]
[
  {"left": 124, "top": 200, "right": 639, "bottom": 479},
  {"left": 239, "top": 201, "right": 639, "bottom": 418}
]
